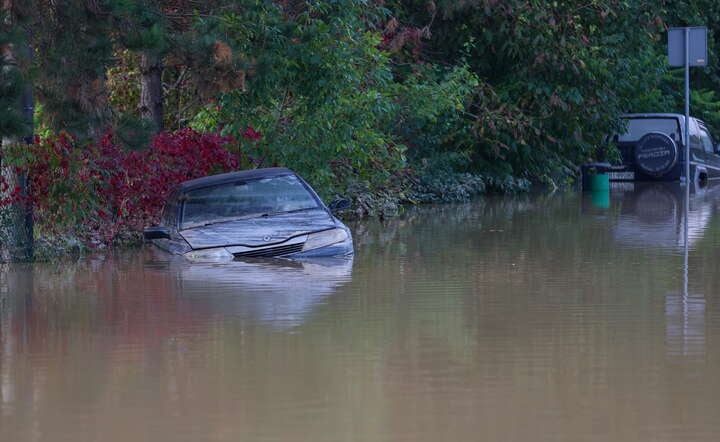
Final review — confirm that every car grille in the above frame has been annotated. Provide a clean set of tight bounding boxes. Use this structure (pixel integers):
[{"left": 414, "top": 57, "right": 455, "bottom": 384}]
[{"left": 233, "top": 242, "right": 305, "bottom": 258}]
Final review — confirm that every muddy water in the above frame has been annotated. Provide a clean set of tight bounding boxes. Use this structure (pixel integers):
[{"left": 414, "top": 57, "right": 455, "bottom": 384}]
[{"left": 3, "top": 182, "right": 720, "bottom": 442}]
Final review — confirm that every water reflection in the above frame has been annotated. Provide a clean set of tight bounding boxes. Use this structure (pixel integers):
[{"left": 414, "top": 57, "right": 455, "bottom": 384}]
[
  {"left": 162, "top": 256, "right": 354, "bottom": 329},
  {"left": 597, "top": 182, "right": 712, "bottom": 360},
  {"left": 611, "top": 182, "right": 720, "bottom": 251},
  {"left": 0, "top": 253, "right": 355, "bottom": 442},
  {"left": 4, "top": 189, "right": 720, "bottom": 441},
  {"left": 665, "top": 291, "right": 706, "bottom": 358},
  {"left": 587, "top": 182, "right": 711, "bottom": 361}
]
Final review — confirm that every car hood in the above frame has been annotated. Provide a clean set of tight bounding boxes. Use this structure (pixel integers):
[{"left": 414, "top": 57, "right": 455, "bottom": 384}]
[{"left": 179, "top": 209, "right": 337, "bottom": 249}]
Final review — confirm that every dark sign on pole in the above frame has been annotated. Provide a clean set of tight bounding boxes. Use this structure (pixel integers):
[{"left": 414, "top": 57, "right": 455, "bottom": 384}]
[{"left": 668, "top": 27, "right": 707, "bottom": 67}]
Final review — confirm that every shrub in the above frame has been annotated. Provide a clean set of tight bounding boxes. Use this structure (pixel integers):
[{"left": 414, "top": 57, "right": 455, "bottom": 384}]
[{"left": 0, "top": 129, "right": 241, "bottom": 246}]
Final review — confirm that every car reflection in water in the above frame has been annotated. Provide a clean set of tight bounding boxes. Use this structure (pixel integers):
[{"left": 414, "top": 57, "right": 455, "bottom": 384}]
[
  {"left": 611, "top": 182, "right": 720, "bottom": 251},
  {"left": 154, "top": 253, "right": 354, "bottom": 330},
  {"left": 609, "top": 182, "right": 717, "bottom": 360}
]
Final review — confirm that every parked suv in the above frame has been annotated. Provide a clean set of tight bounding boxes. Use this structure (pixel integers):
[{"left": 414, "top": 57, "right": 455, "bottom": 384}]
[{"left": 607, "top": 113, "right": 720, "bottom": 181}]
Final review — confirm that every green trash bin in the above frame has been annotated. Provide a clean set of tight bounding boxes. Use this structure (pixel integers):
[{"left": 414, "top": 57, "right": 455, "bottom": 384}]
[
  {"left": 590, "top": 173, "right": 610, "bottom": 191},
  {"left": 588, "top": 173, "right": 610, "bottom": 208},
  {"left": 591, "top": 188, "right": 610, "bottom": 208}
]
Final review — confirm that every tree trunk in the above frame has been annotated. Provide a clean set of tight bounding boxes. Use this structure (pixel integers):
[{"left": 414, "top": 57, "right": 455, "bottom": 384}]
[
  {"left": 140, "top": 52, "right": 164, "bottom": 132},
  {"left": 1, "top": 0, "right": 34, "bottom": 262},
  {"left": 19, "top": 39, "right": 33, "bottom": 260},
  {"left": 1, "top": 129, "right": 33, "bottom": 260}
]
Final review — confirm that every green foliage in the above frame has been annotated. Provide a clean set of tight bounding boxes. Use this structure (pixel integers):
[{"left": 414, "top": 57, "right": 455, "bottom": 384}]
[
  {"left": 392, "top": 64, "right": 478, "bottom": 170},
  {"left": 192, "top": 1, "right": 484, "bottom": 213},
  {"left": 113, "top": 113, "right": 159, "bottom": 150},
  {"left": 0, "top": 61, "right": 25, "bottom": 139},
  {"left": 0, "top": 12, "right": 26, "bottom": 139},
  {"left": 692, "top": 89, "right": 720, "bottom": 139},
  {"left": 213, "top": 1, "right": 408, "bottom": 208},
  {"left": 112, "top": 0, "right": 168, "bottom": 53},
  {"left": 385, "top": 0, "right": 712, "bottom": 186},
  {"left": 10, "top": 0, "right": 720, "bottom": 230},
  {"left": 107, "top": 49, "right": 141, "bottom": 115},
  {"left": 409, "top": 172, "right": 486, "bottom": 203},
  {"left": 22, "top": 0, "right": 115, "bottom": 138}
]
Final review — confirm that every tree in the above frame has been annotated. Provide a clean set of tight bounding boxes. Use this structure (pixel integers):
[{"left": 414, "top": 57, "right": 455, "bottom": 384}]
[
  {"left": 206, "top": 0, "right": 411, "bottom": 202},
  {"left": 382, "top": 0, "right": 676, "bottom": 184},
  {"left": 109, "top": 0, "right": 237, "bottom": 134},
  {"left": 0, "top": 7, "right": 24, "bottom": 140},
  {"left": 113, "top": 0, "right": 169, "bottom": 132},
  {"left": 17, "top": 0, "right": 114, "bottom": 139},
  {"left": 0, "top": 0, "right": 33, "bottom": 261}
]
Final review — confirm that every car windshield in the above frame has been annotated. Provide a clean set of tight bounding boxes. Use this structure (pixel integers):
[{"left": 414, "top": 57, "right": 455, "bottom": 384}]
[
  {"left": 617, "top": 118, "right": 681, "bottom": 142},
  {"left": 180, "top": 175, "right": 320, "bottom": 229}
]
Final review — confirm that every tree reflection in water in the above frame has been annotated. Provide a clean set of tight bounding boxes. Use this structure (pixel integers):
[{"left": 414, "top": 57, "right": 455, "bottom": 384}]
[{"left": 3, "top": 187, "right": 720, "bottom": 441}]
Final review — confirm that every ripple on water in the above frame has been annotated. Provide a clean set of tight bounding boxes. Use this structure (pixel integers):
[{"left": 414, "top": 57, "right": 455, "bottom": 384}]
[{"left": 3, "top": 184, "right": 720, "bottom": 441}]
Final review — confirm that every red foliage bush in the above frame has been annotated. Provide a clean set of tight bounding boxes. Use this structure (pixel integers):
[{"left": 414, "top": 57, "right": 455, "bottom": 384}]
[{"left": 0, "top": 128, "right": 246, "bottom": 245}]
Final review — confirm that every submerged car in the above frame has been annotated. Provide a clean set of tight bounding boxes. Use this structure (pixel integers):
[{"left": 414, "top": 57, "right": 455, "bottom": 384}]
[
  {"left": 143, "top": 168, "right": 353, "bottom": 260},
  {"left": 602, "top": 113, "right": 720, "bottom": 182}
]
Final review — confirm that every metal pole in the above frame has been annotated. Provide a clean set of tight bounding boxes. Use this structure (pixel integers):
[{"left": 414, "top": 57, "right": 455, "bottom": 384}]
[
  {"left": 683, "top": 168, "right": 689, "bottom": 324},
  {"left": 683, "top": 28, "right": 691, "bottom": 330},
  {"left": 685, "top": 27, "right": 691, "bottom": 186}
]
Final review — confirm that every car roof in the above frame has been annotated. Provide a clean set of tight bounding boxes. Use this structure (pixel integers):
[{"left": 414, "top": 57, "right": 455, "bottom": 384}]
[
  {"left": 619, "top": 113, "right": 702, "bottom": 124},
  {"left": 177, "top": 167, "right": 296, "bottom": 193},
  {"left": 620, "top": 113, "right": 686, "bottom": 118}
]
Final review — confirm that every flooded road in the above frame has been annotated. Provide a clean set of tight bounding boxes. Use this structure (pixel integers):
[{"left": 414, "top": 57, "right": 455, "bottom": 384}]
[{"left": 3, "top": 182, "right": 720, "bottom": 441}]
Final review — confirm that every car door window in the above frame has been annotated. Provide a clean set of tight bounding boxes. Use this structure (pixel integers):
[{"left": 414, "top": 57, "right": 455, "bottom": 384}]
[
  {"left": 617, "top": 118, "right": 681, "bottom": 142},
  {"left": 690, "top": 120, "right": 703, "bottom": 150},
  {"left": 699, "top": 127, "right": 715, "bottom": 153}
]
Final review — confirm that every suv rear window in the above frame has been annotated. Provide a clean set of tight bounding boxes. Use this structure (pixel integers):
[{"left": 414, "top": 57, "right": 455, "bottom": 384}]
[{"left": 617, "top": 118, "right": 681, "bottom": 142}]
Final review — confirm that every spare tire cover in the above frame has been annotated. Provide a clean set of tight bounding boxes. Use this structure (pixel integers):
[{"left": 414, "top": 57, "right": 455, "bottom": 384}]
[{"left": 634, "top": 132, "right": 678, "bottom": 177}]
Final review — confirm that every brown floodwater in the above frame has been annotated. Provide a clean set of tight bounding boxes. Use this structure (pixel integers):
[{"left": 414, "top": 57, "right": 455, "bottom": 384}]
[{"left": 3, "top": 182, "right": 720, "bottom": 442}]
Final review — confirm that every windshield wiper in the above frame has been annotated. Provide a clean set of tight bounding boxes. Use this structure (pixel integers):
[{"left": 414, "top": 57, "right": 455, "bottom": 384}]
[
  {"left": 182, "top": 207, "right": 321, "bottom": 230},
  {"left": 264, "top": 207, "right": 319, "bottom": 216},
  {"left": 182, "top": 213, "right": 268, "bottom": 229}
]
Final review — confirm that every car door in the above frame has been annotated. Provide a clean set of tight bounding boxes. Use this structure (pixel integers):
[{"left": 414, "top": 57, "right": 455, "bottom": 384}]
[
  {"left": 696, "top": 122, "right": 720, "bottom": 178},
  {"left": 155, "top": 191, "right": 190, "bottom": 253}
]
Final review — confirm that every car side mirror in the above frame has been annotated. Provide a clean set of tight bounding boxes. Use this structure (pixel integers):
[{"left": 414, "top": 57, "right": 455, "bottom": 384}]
[
  {"left": 327, "top": 198, "right": 351, "bottom": 213},
  {"left": 144, "top": 226, "right": 171, "bottom": 240}
]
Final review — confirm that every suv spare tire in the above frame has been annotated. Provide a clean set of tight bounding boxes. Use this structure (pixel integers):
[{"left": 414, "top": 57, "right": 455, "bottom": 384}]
[{"left": 634, "top": 132, "right": 678, "bottom": 177}]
